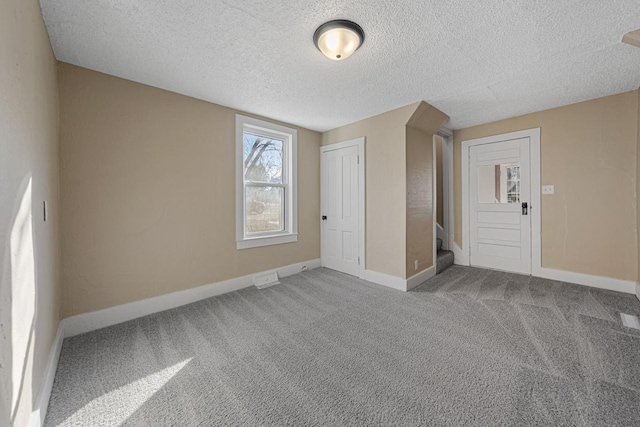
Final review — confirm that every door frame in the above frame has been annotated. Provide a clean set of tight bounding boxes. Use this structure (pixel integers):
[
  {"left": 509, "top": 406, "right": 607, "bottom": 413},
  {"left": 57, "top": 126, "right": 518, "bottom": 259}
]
[
  {"left": 320, "top": 137, "right": 366, "bottom": 279},
  {"left": 461, "top": 128, "right": 541, "bottom": 276}
]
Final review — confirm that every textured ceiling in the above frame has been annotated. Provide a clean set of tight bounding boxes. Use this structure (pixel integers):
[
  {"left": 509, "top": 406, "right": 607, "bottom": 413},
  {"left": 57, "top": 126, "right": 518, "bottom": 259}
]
[{"left": 41, "top": 0, "right": 640, "bottom": 131}]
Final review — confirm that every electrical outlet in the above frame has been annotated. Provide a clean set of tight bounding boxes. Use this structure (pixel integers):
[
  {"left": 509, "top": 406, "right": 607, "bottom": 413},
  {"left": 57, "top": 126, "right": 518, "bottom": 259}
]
[
  {"left": 414, "top": 260, "right": 418, "bottom": 271},
  {"left": 542, "top": 185, "right": 554, "bottom": 195}
]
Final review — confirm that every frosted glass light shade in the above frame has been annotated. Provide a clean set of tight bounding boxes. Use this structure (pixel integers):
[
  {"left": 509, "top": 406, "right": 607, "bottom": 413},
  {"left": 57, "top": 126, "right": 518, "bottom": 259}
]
[{"left": 313, "top": 20, "right": 364, "bottom": 61}]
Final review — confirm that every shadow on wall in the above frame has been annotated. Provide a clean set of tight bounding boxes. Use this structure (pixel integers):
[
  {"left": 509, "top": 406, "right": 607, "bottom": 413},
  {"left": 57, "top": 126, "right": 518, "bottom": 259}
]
[{"left": 1, "top": 175, "right": 37, "bottom": 425}]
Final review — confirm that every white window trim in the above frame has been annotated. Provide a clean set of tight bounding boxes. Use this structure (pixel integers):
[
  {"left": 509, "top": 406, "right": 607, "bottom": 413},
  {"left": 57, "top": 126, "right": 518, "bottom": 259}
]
[{"left": 236, "top": 114, "right": 297, "bottom": 250}]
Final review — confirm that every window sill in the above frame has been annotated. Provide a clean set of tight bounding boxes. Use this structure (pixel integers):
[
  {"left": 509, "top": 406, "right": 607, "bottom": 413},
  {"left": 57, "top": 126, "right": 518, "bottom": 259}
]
[{"left": 237, "top": 233, "right": 298, "bottom": 250}]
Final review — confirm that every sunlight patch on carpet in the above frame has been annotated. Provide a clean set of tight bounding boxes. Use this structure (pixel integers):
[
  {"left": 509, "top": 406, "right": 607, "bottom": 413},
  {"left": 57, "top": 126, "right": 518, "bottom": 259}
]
[{"left": 62, "top": 358, "right": 192, "bottom": 425}]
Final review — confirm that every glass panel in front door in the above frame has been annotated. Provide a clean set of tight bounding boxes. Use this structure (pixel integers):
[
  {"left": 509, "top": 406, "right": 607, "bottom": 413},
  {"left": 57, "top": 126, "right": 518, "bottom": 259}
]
[{"left": 477, "top": 163, "right": 520, "bottom": 204}]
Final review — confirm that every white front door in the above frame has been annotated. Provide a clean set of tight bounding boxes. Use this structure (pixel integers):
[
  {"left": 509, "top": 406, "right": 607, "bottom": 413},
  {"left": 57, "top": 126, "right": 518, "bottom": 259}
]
[
  {"left": 321, "top": 144, "right": 360, "bottom": 276},
  {"left": 469, "top": 137, "right": 531, "bottom": 274}
]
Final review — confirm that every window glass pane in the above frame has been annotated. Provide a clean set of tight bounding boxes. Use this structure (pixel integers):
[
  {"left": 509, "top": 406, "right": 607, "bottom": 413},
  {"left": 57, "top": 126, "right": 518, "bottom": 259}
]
[
  {"left": 245, "top": 186, "right": 284, "bottom": 233},
  {"left": 477, "top": 163, "right": 520, "bottom": 204},
  {"left": 243, "top": 133, "right": 283, "bottom": 183}
]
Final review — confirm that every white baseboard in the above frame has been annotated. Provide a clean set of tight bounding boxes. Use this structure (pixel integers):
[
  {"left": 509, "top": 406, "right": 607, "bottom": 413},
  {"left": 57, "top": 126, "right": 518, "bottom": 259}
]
[
  {"left": 30, "top": 323, "right": 64, "bottom": 427},
  {"left": 29, "top": 259, "right": 320, "bottom": 426},
  {"left": 29, "top": 259, "right": 321, "bottom": 426},
  {"left": 365, "top": 265, "right": 436, "bottom": 292},
  {"left": 364, "top": 269, "right": 407, "bottom": 291},
  {"left": 635, "top": 282, "right": 640, "bottom": 302},
  {"left": 449, "top": 241, "right": 633, "bottom": 295},
  {"left": 63, "top": 259, "right": 321, "bottom": 337},
  {"left": 452, "top": 241, "right": 468, "bottom": 266},
  {"left": 537, "top": 267, "right": 636, "bottom": 294},
  {"left": 406, "top": 265, "right": 436, "bottom": 291}
]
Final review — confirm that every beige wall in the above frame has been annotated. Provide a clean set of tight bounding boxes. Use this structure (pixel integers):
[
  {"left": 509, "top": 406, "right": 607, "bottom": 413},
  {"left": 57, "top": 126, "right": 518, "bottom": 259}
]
[
  {"left": 454, "top": 91, "right": 639, "bottom": 281},
  {"left": 0, "top": 0, "right": 61, "bottom": 425},
  {"left": 322, "top": 106, "right": 414, "bottom": 278},
  {"left": 58, "top": 63, "right": 320, "bottom": 317},
  {"left": 322, "top": 102, "right": 447, "bottom": 280},
  {"left": 435, "top": 135, "right": 444, "bottom": 228},
  {"left": 406, "top": 127, "right": 434, "bottom": 277},
  {"left": 405, "top": 103, "right": 448, "bottom": 278}
]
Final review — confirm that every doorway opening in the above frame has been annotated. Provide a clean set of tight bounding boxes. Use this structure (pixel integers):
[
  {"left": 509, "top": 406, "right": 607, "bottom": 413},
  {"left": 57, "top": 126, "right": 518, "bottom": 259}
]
[{"left": 433, "top": 128, "right": 454, "bottom": 274}]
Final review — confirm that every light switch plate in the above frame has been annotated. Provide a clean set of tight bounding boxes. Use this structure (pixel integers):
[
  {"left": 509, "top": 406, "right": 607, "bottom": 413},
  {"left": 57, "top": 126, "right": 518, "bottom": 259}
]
[{"left": 542, "top": 185, "right": 554, "bottom": 195}]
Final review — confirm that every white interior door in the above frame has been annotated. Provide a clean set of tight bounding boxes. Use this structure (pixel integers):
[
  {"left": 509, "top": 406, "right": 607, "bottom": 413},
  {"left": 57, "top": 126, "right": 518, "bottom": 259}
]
[
  {"left": 469, "top": 137, "right": 531, "bottom": 274},
  {"left": 321, "top": 145, "right": 360, "bottom": 276}
]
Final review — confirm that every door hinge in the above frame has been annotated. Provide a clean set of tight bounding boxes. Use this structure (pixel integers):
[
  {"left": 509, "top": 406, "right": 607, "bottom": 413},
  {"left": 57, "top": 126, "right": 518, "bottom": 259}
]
[
  {"left": 357, "top": 155, "right": 360, "bottom": 164},
  {"left": 357, "top": 256, "right": 360, "bottom": 265}
]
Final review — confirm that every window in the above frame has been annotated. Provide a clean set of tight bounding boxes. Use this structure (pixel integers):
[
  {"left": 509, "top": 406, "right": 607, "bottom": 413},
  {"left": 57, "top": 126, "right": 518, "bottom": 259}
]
[
  {"left": 236, "top": 115, "right": 297, "bottom": 249},
  {"left": 506, "top": 165, "right": 520, "bottom": 203}
]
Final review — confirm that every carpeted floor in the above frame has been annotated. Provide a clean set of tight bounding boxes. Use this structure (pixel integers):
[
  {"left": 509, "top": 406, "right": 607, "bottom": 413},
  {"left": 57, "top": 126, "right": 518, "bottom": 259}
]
[{"left": 45, "top": 266, "right": 640, "bottom": 426}]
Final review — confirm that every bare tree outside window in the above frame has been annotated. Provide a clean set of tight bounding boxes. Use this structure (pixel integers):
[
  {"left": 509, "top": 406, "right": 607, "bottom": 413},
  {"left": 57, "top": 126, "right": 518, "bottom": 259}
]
[{"left": 243, "top": 133, "right": 285, "bottom": 233}]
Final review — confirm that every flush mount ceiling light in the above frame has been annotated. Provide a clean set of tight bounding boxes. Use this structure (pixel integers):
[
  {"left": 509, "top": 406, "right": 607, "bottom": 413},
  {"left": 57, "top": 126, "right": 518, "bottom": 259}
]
[{"left": 313, "top": 20, "right": 365, "bottom": 61}]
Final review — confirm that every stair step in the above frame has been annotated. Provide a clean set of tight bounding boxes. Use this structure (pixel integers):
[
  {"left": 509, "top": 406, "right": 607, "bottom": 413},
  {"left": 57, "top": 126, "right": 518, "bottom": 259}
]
[{"left": 436, "top": 249, "right": 454, "bottom": 274}]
